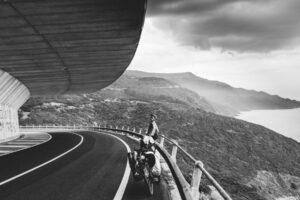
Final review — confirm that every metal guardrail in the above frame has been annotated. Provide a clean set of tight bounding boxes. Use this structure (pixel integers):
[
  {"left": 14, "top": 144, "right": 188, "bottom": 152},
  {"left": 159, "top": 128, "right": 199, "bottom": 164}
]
[{"left": 20, "top": 124, "right": 232, "bottom": 200}]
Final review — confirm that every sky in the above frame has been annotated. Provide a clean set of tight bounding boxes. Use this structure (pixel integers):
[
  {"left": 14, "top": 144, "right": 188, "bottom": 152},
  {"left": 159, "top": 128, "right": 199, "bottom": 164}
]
[{"left": 128, "top": 0, "right": 300, "bottom": 100}]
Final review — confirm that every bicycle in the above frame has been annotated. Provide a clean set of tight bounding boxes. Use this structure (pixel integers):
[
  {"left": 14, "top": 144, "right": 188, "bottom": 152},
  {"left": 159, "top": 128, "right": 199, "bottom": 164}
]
[{"left": 128, "top": 149, "right": 157, "bottom": 196}]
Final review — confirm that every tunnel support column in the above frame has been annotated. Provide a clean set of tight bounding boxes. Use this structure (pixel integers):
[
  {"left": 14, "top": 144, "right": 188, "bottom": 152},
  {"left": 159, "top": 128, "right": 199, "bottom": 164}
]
[{"left": 0, "top": 70, "right": 30, "bottom": 142}]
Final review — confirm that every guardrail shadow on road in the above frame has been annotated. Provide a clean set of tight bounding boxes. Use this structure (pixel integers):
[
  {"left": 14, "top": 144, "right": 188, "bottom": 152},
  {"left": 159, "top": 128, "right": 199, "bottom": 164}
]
[{"left": 20, "top": 125, "right": 232, "bottom": 200}]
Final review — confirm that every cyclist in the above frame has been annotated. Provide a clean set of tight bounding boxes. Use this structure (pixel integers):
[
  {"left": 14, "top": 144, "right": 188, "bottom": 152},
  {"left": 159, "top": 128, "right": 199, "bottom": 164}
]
[
  {"left": 129, "top": 114, "right": 161, "bottom": 182},
  {"left": 147, "top": 114, "right": 159, "bottom": 140},
  {"left": 145, "top": 113, "right": 161, "bottom": 181}
]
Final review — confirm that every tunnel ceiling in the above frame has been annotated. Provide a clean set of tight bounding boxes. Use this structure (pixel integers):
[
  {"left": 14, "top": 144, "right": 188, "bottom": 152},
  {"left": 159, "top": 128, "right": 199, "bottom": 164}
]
[{"left": 0, "top": 0, "right": 146, "bottom": 95}]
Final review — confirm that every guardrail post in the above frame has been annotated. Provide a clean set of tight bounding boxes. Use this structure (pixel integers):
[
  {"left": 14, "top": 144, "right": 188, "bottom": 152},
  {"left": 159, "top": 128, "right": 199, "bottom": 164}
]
[
  {"left": 190, "top": 161, "right": 203, "bottom": 200},
  {"left": 116, "top": 125, "right": 118, "bottom": 129},
  {"left": 139, "top": 128, "right": 142, "bottom": 134},
  {"left": 160, "top": 136, "right": 165, "bottom": 148},
  {"left": 127, "top": 127, "right": 129, "bottom": 131},
  {"left": 171, "top": 140, "right": 178, "bottom": 163},
  {"left": 133, "top": 127, "right": 135, "bottom": 132}
]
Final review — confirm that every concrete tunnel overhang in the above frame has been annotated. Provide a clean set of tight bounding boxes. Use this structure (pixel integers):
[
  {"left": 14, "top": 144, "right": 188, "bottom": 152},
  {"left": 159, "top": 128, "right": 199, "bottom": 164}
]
[
  {"left": 0, "top": 0, "right": 147, "bottom": 140},
  {"left": 0, "top": 0, "right": 147, "bottom": 95}
]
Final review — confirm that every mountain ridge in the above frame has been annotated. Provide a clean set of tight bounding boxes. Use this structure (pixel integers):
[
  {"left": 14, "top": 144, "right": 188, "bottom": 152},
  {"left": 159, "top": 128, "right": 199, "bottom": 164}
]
[
  {"left": 125, "top": 70, "right": 300, "bottom": 116},
  {"left": 19, "top": 70, "right": 300, "bottom": 200}
]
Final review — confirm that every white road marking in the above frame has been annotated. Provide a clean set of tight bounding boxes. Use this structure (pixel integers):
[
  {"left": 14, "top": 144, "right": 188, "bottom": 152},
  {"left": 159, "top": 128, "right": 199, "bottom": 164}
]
[
  {"left": 88, "top": 130, "right": 131, "bottom": 200},
  {"left": 0, "top": 150, "right": 11, "bottom": 153},
  {"left": 111, "top": 136, "right": 131, "bottom": 200},
  {"left": 0, "top": 145, "right": 28, "bottom": 148},
  {"left": 7, "top": 142, "right": 40, "bottom": 145},
  {"left": 0, "top": 133, "right": 52, "bottom": 157},
  {"left": 0, "top": 132, "right": 83, "bottom": 186}
]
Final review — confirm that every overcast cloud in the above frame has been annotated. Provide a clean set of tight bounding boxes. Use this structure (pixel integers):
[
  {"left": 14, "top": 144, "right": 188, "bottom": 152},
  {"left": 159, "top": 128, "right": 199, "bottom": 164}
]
[
  {"left": 147, "top": 0, "right": 300, "bottom": 52},
  {"left": 129, "top": 0, "right": 300, "bottom": 101}
]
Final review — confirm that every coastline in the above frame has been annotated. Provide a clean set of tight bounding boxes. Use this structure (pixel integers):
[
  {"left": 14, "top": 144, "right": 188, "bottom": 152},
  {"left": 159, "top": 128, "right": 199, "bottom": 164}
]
[{"left": 235, "top": 108, "right": 300, "bottom": 142}]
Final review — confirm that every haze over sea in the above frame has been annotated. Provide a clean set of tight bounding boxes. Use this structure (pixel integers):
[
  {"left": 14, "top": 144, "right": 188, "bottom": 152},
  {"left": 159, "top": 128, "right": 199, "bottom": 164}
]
[{"left": 236, "top": 108, "right": 300, "bottom": 142}]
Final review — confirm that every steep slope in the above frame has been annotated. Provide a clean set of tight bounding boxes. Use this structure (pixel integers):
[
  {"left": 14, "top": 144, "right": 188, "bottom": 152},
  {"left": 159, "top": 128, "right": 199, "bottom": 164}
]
[
  {"left": 19, "top": 71, "right": 300, "bottom": 200},
  {"left": 126, "top": 70, "right": 300, "bottom": 116},
  {"left": 20, "top": 93, "right": 300, "bottom": 200},
  {"left": 108, "top": 75, "right": 216, "bottom": 112}
]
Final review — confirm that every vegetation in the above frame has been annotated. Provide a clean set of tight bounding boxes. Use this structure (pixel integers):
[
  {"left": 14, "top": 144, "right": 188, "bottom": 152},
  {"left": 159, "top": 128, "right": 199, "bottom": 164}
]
[{"left": 19, "top": 71, "right": 300, "bottom": 199}]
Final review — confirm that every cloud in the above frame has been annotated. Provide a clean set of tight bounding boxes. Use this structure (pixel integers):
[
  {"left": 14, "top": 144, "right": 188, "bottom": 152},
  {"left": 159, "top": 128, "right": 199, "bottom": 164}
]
[
  {"left": 148, "top": 0, "right": 238, "bottom": 16},
  {"left": 147, "top": 0, "right": 300, "bottom": 52}
]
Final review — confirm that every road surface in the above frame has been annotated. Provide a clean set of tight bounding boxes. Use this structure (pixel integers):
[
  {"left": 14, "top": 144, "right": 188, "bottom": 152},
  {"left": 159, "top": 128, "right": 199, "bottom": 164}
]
[{"left": 0, "top": 131, "right": 169, "bottom": 200}]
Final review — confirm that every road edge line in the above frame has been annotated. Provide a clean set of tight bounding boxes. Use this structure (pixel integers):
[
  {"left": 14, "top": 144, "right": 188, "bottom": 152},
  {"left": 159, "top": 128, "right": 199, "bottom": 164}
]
[
  {"left": 0, "top": 133, "right": 52, "bottom": 157},
  {"left": 89, "top": 130, "right": 131, "bottom": 200},
  {"left": 0, "top": 132, "right": 83, "bottom": 186}
]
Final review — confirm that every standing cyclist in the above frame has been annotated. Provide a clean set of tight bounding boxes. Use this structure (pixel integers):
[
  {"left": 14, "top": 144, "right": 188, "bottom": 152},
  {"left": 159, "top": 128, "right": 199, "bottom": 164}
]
[
  {"left": 129, "top": 113, "right": 161, "bottom": 182},
  {"left": 147, "top": 113, "right": 159, "bottom": 140}
]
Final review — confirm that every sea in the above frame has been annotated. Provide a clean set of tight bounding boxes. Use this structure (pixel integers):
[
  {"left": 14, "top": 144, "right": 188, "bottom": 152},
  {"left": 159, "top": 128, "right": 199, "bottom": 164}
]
[{"left": 236, "top": 108, "right": 300, "bottom": 142}]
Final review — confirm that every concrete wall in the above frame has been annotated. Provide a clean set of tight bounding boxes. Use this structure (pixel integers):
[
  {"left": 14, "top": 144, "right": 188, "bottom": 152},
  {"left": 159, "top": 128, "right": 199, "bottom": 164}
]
[{"left": 0, "top": 70, "right": 30, "bottom": 141}]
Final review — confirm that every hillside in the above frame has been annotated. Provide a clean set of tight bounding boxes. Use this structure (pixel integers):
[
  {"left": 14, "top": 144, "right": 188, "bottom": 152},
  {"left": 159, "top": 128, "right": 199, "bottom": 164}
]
[
  {"left": 126, "top": 70, "right": 300, "bottom": 116},
  {"left": 108, "top": 75, "right": 215, "bottom": 112},
  {"left": 19, "top": 71, "right": 300, "bottom": 200}
]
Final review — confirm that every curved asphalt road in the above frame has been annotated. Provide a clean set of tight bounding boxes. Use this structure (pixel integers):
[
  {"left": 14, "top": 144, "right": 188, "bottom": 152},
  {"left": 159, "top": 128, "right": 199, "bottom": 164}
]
[
  {"left": 0, "top": 131, "right": 169, "bottom": 200},
  {"left": 118, "top": 135, "right": 169, "bottom": 200}
]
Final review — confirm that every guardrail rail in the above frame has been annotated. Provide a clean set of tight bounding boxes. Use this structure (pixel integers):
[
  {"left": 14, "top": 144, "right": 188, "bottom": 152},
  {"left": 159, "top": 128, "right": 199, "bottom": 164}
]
[{"left": 20, "top": 124, "right": 232, "bottom": 200}]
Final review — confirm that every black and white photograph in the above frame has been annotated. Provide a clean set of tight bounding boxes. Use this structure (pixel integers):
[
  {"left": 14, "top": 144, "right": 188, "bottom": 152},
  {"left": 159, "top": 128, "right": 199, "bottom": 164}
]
[{"left": 0, "top": 0, "right": 299, "bottom": 199}]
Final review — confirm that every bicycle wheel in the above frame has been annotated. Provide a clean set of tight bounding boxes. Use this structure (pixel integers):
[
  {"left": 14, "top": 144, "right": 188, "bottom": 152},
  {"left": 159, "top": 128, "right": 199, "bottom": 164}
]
[
  {"left": 145, "top": 175, "right": 154, "bottom": 196},
  {"left": 143, "top": 166, "right": 154, "bottom": 196}
]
